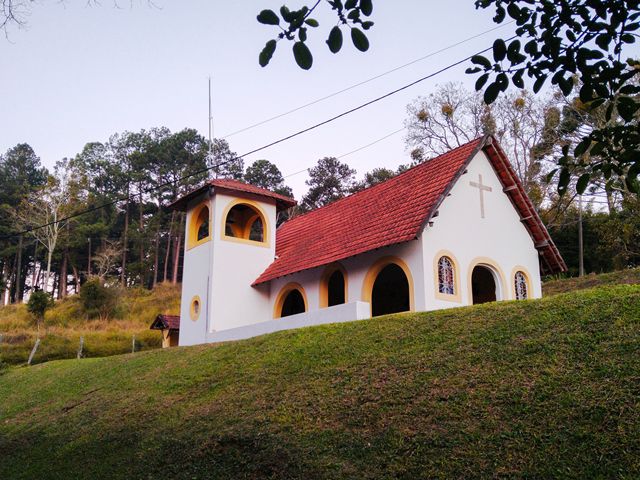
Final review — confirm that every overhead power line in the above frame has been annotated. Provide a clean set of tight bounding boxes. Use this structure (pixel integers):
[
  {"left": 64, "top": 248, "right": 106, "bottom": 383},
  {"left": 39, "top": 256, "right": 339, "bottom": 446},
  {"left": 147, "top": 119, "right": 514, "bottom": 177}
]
[
  {"left": 1, "top": 38, "right": 514, "bottom": 241},
  {"left": 222, "top": 21, "right": 514, "bottom": 139},
  {"left": 284, "top": 127, "right": 405, "bottom": 179}
]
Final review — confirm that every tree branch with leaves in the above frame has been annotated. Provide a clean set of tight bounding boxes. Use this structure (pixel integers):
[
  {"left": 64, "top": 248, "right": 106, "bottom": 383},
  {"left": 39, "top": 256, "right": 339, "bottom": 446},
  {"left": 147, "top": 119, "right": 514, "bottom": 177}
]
[
  {"left": 257, "top": 0, "right": 374, "bottom": 69},
  {"left": 467, "top": 0, "right": 640, "bottom": 195}
]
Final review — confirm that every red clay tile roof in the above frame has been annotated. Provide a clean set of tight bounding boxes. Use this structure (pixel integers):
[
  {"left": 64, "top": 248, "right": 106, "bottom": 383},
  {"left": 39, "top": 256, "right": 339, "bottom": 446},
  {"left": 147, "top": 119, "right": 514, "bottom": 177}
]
[
  {"left": 170, "top": 178, "right": 296, "bottom": 212},
  {"left": 150, "top": 314, "right": 181, "bottom": 331},
  {"left": 253, "top": 136, "right": 565, "bottom": 285}
]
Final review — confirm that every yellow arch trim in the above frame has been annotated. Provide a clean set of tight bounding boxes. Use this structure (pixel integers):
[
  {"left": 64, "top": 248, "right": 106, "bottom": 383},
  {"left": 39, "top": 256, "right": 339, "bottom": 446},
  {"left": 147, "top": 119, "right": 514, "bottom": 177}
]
[
  {"left": 187, "top": 201, "right": 211, "bottom": 251},
  {"left": 510, "top": 266, "right": 533, "bottom": 300},
  {"left": 433, "top": 250, "right": 462, "bottom": 303},
  {"left": 220, "top": 198, "right": 270, "bottom": 248},
  {"left": 319, "top": 262, "right": 349, "bottom": 308},
  {"left": 467, "top": 257, "right": 508, "bottom": 303},
  {"left": 190, "top": 295, "right": 202, "bottom": 322},
  {"left": 273, "top": 282, "right": 308, "bottom": 319},
  {"left": 361, "top": 256, "right": 415, "bottom": 316}
]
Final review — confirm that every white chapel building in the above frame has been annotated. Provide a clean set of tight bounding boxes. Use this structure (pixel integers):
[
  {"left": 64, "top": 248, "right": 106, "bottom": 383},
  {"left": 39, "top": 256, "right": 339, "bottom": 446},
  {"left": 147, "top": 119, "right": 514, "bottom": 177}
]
[{"left": 169, "top": 136, "right": 566, "bottom": 346}]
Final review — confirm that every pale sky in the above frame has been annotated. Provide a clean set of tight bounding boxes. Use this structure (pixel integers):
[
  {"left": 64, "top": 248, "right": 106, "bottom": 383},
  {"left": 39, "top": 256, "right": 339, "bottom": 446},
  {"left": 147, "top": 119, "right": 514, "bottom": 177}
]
[{"left": 1, "top": 1, "right": 514, "bottom": 199}]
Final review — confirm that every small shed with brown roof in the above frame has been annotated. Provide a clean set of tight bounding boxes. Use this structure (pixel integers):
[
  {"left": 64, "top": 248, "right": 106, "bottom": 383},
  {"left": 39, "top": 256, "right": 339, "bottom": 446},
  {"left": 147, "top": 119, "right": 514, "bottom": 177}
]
[{"left": 150, "top": 314, "right": 180, "bottom": 348}]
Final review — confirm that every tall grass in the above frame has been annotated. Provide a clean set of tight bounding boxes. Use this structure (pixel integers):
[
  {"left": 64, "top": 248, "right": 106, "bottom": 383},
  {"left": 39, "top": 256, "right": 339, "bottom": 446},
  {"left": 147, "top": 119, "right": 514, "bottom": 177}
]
[{"left": 0, "top": 282, "right": 180, "bottom": 365}]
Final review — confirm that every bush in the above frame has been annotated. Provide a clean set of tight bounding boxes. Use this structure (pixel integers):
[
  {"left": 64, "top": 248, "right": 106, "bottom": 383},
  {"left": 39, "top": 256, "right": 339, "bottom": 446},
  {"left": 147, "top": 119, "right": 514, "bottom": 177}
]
[
  {"left": 80, "top": 278, "right": 118, "bottom": 321},
  {"left": 26, "top": 290, "right": 53, "bottom": 333}
]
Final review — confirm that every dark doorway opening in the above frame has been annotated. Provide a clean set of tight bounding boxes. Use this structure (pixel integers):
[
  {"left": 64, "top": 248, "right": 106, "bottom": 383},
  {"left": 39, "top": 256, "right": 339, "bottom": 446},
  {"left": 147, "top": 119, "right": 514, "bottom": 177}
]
[
  {"left": 327, "top": 270, "right": 345, "bottom": 307},
  {"left": 281, "top": 289, "right": 306, "bottom": 317},
  {"left": 371, "top": 264, "right": 410, "bottom": 316},
  {"left": 471, "top": 266, "right": 497, "bottom": 304}
]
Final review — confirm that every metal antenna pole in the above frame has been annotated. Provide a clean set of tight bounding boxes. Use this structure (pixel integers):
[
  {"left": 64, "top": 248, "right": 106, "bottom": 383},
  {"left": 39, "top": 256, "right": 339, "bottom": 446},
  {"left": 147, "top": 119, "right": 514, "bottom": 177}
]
[
  {"left": 208, "top": 76, "right": 213, "bottom": 155},
  {"left": 208, "top": 76, "right": 217, "bottom": 178}
]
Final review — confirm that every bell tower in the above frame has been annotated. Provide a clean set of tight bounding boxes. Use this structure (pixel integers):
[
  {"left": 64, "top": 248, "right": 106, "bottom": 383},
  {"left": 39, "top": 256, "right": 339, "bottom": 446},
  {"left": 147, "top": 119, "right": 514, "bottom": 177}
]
[{"left": 171, "top": 179, "right": 296, "bottom": 346}]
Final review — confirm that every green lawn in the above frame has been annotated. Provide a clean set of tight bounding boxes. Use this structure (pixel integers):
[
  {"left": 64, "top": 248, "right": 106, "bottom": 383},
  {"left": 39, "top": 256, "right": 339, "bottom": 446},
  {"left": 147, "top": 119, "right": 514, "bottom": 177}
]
[
  {"left": 1, "top": 284, "right": 639, "bottom": 479},
  {"left": 543, "top": 267, "right": 640, "bottom": 296}
]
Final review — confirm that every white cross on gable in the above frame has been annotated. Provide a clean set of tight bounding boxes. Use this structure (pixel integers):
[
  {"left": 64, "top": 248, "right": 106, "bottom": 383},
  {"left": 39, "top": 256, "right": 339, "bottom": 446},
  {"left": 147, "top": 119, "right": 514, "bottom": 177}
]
[{"left": 469, "top": 174, "right": 492, "bottom": 219}]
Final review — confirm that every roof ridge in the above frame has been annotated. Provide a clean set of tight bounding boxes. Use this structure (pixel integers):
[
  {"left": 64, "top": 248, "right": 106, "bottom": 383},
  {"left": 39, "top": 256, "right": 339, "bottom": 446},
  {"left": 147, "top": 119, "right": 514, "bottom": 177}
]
[{"left": 210, "top": 178, "right": 296, "bottom": 202}]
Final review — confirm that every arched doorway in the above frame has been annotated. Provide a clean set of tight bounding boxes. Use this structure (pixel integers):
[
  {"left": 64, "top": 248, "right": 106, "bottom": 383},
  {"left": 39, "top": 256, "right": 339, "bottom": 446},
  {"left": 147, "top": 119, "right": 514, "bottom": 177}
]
[
  {"left": 371, "top": 263, "right": 410, "bottom": 316},
  {"left": 471, "top": 265, "right": 497, "bottom": 304}
]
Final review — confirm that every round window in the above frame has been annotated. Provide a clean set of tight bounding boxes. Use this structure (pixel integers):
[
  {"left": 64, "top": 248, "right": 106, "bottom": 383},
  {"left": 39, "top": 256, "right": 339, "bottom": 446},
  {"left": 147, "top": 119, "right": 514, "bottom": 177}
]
[{"left": 190, "top": 296, "right": 201, "bottom": 321}]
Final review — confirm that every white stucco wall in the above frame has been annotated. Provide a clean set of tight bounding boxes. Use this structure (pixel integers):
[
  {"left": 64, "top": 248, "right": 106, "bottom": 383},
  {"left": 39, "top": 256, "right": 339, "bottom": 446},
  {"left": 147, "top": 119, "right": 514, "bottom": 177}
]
[
  {"left": 179, "top": 192, "right": 213, "bottom": 346},
  {"left": 208, "top": 193, "right": 275, "bottom": 333},
  {"left": 269, "top": 238, "right": 425, "bottom": 318},
  {"left": 420, "top": 150, "right": 542, "bottom": 310}
]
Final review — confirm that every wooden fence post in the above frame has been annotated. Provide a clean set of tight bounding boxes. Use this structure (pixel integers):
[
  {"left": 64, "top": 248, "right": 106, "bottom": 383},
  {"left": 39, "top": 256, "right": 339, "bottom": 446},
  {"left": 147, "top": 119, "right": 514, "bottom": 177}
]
[
  {"left": 77, "top": 336, "right": 84, "bottom": 359},
  {"left": 132, "top": 335, "right": 136, "bottom": 354},
  {"left": 28, "top": 338, "right": 41, "bottom": 366}
]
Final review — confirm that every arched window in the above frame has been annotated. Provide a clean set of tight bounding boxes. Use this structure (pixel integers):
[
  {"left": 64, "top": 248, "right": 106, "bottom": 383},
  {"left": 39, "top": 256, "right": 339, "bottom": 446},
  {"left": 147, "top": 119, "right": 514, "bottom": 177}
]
[
  {"left": 514, "top": 271, "right": 528, "bottom": 300},
  {"left": 223, "top": 202, "right": 267, "bottom": 244},
  {"left": 274, "top": 283, "right": 307, "bottom": 318},
  {"left": 327, "top": 270, "right": 345, "bottom": 306},
  {"left": 437, "top": 256, "right": 455, "bottom": 295},
  {"left": 320, "top": 264, "right": 347, "bottom": 308},
  {"left": 188, "top": 203, "right": 210, "bottom": 249}
]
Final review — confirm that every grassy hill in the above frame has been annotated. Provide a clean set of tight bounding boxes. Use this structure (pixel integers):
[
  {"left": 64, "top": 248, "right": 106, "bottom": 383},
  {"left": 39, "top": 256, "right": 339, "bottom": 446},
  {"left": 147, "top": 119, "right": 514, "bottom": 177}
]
[
  {"left": 543, "top": 267, "right": 640, "bottom": 296},
  {"left": 1, "top": 283, "right": 639, "bottom": 479},
  {"left": 2, "top": 268, "right": 637, "bottom": 366},
  {"left": 0, "top": 283, "right": 180, "bottom": 365}
]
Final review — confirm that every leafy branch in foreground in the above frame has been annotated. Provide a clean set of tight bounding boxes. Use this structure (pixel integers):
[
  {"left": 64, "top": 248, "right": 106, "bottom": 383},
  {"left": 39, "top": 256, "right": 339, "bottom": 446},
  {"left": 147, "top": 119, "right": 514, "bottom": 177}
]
[
  {"left": 467, "top": 0, "right": 640, "bottom": 195},
  {"left": 257, "top": 0, "right": 374, "bottom": 70}
]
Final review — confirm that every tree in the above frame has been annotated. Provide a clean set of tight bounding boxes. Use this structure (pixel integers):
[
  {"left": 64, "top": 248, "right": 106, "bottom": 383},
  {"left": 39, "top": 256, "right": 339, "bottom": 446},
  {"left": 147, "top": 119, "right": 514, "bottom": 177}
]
[
  {"left": 0, "top": 144, "right": 48, "bottom": 304},
  {"left": 534, "top": 86, "right": 636, "bottom": 211},
  {"left": 14, "top": 160, "right": 72, "bottom": 295},
  {"left": 92, "top": 240, "right": 122, "bottom": 281},
  {"left": 26, "top": 290, "right": 53, "bottom": 334},
  {"left": 257, "top": 1, "right": 375, "bottom": 69},
  {"left": 468, "top": 0, "right": 640, "bottom": 195},
  {"left": 1, "top": 1, "right": 153, "bottom": 35},
  {"left": 79, "top": 277, "right": 117, "bottom": 321},
  {"left": 405, "top": 83, "right": 496, "bottom": 156},
  {"left": 405, "top": 83, "right": 557, "bottom": 205},
  {"left": 154, "top": 129, "right": 210, "bottom": 284},
  {"left": 209, "top": 138, "right": 244, "bottom": 180},
  {"left": 301, "top": 157, "right": 356, "bottom": 211},
  {"left": 351, "top": 167, "right": 396, "bottom": 192},
  {"left": 244, "top": 159, "right": 294, "bottom": 197}
]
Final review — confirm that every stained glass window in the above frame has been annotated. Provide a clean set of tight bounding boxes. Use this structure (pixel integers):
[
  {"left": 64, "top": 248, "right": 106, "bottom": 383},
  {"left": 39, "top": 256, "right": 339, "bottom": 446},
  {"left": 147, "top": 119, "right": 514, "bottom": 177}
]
[
  {"left": 515, "top": 271, "right": 528, "bottom": 300},
  {"left": 438, "top": 256, "right": 455, "bottom": 295}
]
